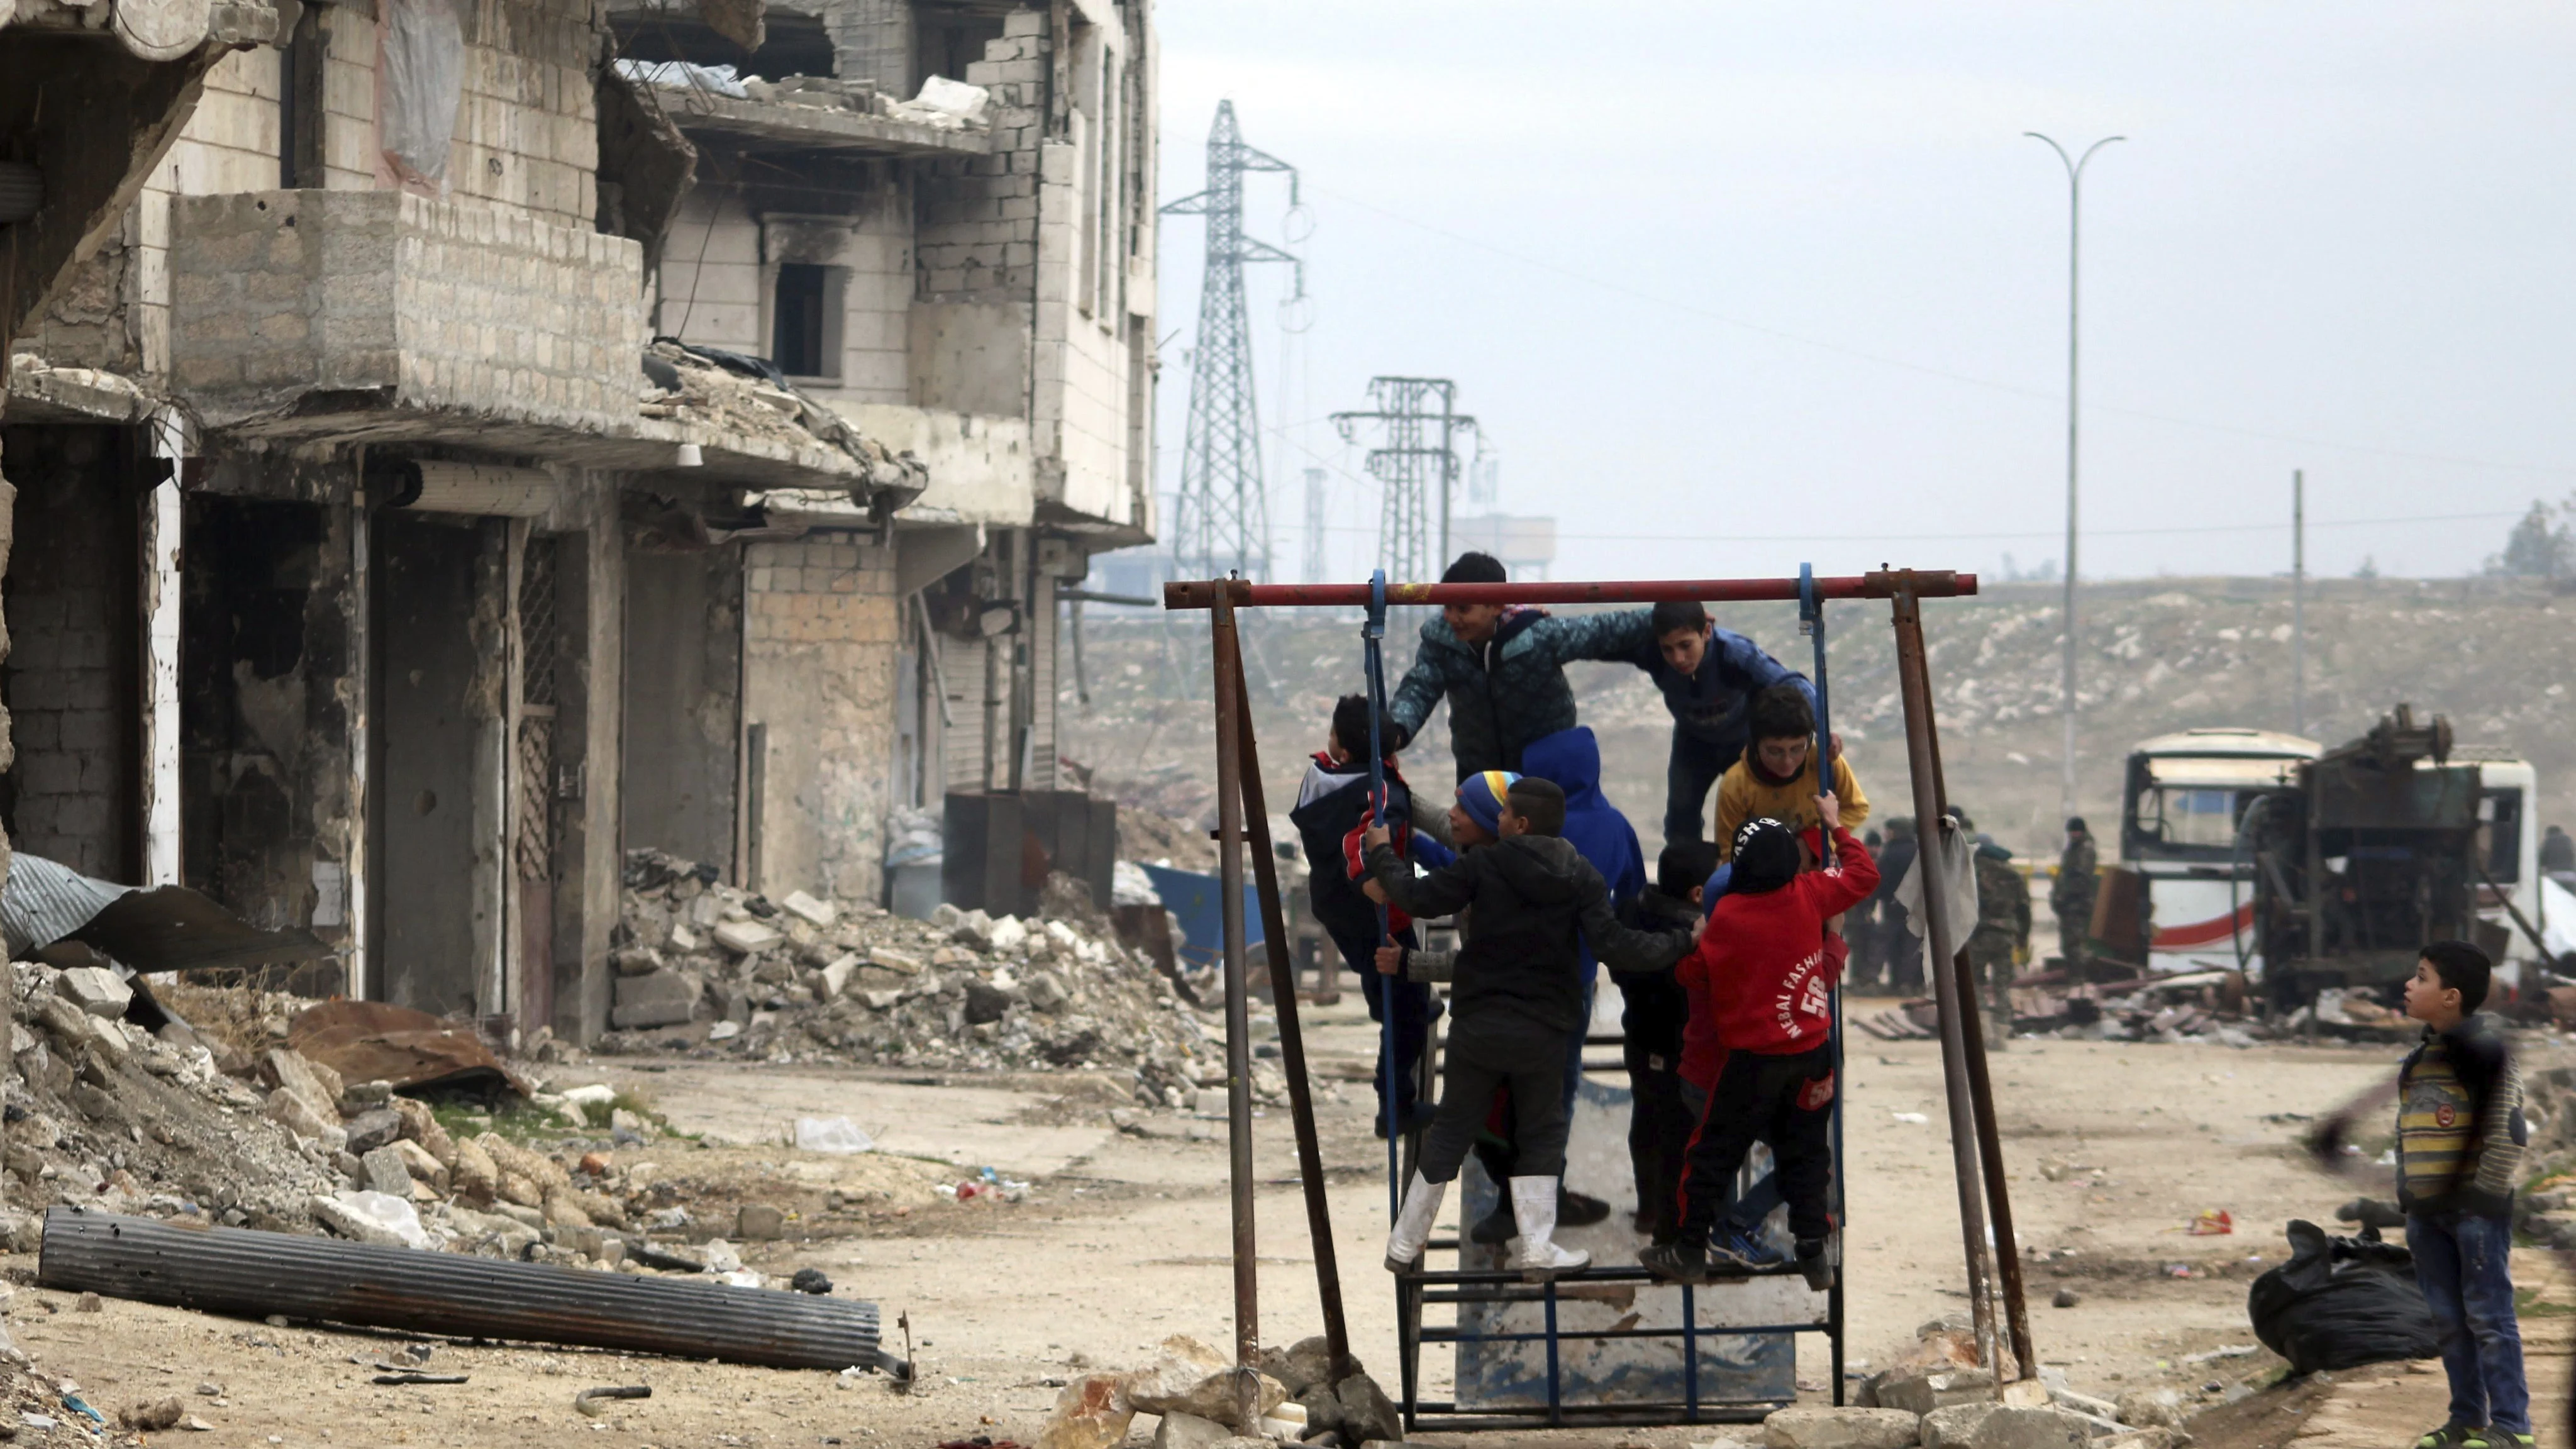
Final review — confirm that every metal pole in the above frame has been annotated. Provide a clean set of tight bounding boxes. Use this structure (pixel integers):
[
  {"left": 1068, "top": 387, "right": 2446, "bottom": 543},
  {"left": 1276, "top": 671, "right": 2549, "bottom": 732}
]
[
  {"left": 1209, "top": 592, "right": 1262, "bottom": 1421},
  {"left": 1948, "top": 948, "right": 2038, "bottom": 1375},
  {"left": 1799, "top": 565, "right": 1852, "bottom": 1402},
  {"left": 2028, "top": 133, "right": 2123, "bottom": 825},
  {"left": 1889, "top": 577, "right": 2001, "bottom": 1371},
  {"left": 1363, "top": 572, "right": 1402, "bottom": 1216},
  {"left": 2292, "top": 469, "right": 2306, "bottom": 737},
  {"left": 1226, "top": 650, "right": 1355, "bottom": 1380},
  {"left": 1162, "top": 570, "right": 1980, "bottom": 611}
]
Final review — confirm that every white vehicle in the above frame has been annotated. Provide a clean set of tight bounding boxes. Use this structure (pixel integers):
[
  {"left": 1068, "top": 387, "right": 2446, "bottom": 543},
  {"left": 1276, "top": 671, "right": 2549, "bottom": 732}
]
[
  {"left": 2121, "top": 728, "right": 2320, "bottom": 975},
  {"left": 2122, "top": 723, "right": 2546, "bottom": 987}
]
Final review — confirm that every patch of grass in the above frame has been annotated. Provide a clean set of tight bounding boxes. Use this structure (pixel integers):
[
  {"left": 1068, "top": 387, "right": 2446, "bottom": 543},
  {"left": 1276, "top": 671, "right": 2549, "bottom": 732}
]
[{"left": 2514, "top": 1285, "right": 2576, "bottom": 1318}]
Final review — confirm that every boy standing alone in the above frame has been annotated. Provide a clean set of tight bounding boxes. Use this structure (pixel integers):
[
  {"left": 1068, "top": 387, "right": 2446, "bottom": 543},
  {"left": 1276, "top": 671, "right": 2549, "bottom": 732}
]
[{"left": 2399, "top": 941, "right": 2531, "bottom": 1449}]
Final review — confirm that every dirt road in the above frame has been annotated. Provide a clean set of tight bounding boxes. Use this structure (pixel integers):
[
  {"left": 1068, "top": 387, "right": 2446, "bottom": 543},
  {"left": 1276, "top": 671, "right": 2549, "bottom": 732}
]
[{"left": 0, "top": 996, "right": 2455, "bottom": 1448}]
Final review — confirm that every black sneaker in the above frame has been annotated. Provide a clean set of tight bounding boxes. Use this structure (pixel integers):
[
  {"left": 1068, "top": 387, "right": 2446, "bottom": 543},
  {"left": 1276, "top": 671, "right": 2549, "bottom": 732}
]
[
  {"left": 1640, "top": 1239, "right": 1711, "bottom": 1285},
  {"left": 1372, "top": 1102, "right": 1436, "bottom": 1139},
  {"left": 1558, "top": 1187, "right": 1612, "bottom": 1226},
  {"left": 2416, "top": 1424, "right": 2482, "bottom": 1449},
  {"left": 1794, "top": 1238, "right": 1833, "bottom": 1292},
  {"left": 1468, "top": 1200, "right": 1518, "bottom": 1245}
]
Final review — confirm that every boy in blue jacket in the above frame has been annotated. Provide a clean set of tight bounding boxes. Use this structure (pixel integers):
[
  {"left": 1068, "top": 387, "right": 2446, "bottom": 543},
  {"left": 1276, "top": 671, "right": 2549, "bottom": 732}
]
[{"left": 1628, "top": 599, "right": 1818, "bottom": 852}]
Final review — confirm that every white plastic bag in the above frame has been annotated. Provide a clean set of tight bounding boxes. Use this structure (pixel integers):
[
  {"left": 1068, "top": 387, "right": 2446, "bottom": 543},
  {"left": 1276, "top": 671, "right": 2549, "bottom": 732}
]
[
  {"left": 794, "top": 1116, "right": 874, "bottom": 1155},
  {"left": 380, "top": 0, "right": 464, "bottom": 187}
]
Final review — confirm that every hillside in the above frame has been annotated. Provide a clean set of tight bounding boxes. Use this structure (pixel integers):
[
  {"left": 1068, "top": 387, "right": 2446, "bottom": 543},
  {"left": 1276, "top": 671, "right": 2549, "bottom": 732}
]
[{"left": 1058, "top": 576, "right": 2576, "bottom": 865}]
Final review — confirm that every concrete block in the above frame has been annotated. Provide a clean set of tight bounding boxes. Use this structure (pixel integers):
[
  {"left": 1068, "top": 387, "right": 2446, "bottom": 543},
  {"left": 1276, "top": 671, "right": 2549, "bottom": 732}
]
[
  {"left": 343, "top": 1108, "right": 406, "bottom": 1155},
  {"left": 1967, "top": 1407, "right": 2093, "bottom": 1449},
  {"left": 1923, "top": 1404, "right": 2000, "bottom": 1449},
  {"left": 1880, "top": 1368, "right": 1996, "bottom": 1416},
  {"left": 54, "top": 966, "right": 133, "bottom": 1020},
  {"left": 610, "top": 970, "right": 701, "bottom": 1029},
  {"left": 1763, "top": 1409, "right": 1921, "bottom": 1449},
  {"left": 713, "top": 919, "right": 785, "bottom": 954},
  {"left": 360, "top": 1144, "right": 413, "bottom": 1196},
  {"left": 2111, "top": 1390, "right": 2186, "bottom": 1430}
]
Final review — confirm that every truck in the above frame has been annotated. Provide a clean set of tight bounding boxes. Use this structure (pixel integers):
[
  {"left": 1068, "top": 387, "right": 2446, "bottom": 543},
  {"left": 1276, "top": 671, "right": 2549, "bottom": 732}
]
[{"left": 2115, "top": 706, "right": 2544, "bottom": 1001}]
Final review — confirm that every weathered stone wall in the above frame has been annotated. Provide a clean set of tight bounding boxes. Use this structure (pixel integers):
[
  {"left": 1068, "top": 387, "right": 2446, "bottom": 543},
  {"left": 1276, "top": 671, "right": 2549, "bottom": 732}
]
[
  {"left": 741, "top": 534, "right": 899, "bottom": 902},
  {"left": 167, "top": 189, "right": 645, "bottom": 429},
  {"left": 655, "top": 175, "right": 914, "bottom": 404}
]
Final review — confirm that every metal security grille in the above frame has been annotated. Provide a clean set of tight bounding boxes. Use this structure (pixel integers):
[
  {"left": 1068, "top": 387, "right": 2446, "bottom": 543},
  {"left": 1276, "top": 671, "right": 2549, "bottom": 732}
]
[
  {"left": 515, "top": 537, "right": 558, "bottom": 879},
  {"left": 519, "top": 536, "right": 558, "bottom": 709}
]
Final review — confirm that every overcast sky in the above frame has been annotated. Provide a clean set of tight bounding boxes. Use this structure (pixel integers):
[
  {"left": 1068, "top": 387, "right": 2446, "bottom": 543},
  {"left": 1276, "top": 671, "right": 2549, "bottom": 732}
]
[{"left": 1140, "top": 1, "right": 2576, "bottom": 586}]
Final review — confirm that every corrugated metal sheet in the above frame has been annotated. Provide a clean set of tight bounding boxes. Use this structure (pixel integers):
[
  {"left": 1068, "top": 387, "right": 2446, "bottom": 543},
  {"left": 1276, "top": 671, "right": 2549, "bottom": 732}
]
[
  {"left": 39, "top": 1208, "right": 898, "bottom": 1374},
  {"left": 4, "top": 854, "right": 131, "bottom": 959},
  {"left": 942, "top": 633, "right": 987, "bottom": 791}
]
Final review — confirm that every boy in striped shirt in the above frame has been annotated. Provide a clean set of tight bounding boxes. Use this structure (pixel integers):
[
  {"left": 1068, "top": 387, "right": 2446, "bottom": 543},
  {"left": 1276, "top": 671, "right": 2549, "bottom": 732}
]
[{"left": 2398, "top": 940, "right": 2529, "bottom": 1449}]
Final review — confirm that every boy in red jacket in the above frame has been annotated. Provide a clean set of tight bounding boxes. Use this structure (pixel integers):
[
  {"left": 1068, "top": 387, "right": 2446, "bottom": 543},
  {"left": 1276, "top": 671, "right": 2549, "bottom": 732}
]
[{"left": 1643, "top": 792, "right": 1877, "bottom": 1291}]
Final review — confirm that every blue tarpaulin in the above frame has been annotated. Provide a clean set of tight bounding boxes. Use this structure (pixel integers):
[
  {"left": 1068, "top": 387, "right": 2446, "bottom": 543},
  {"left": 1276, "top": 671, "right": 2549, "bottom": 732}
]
[{"left": 1139, "top": 863, "right": 1263, "bottom": 970}]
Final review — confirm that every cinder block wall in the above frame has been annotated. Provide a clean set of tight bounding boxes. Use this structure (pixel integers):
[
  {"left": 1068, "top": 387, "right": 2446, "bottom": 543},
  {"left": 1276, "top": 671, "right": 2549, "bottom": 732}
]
[{"left": 740, "top": 535, "right": 899, "bottom": 904}]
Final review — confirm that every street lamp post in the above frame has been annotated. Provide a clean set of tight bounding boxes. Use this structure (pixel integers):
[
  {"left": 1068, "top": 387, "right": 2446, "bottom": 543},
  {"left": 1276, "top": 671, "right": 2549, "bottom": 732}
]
[{"left": 2027, "top": 131, "right": 2123, "bottom": 824}]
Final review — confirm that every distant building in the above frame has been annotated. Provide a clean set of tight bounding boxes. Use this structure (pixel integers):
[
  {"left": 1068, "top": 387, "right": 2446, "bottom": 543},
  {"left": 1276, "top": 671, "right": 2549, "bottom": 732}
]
[{"left": 1450, "top": 513, "right": 1557, "bottom": 580}]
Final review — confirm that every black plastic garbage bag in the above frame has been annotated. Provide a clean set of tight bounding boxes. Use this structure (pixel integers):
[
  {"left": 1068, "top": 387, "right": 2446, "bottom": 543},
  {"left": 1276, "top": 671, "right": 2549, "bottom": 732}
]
[{"left": 2248, "top": 1218, "right": 2440, "bottom": 1374}]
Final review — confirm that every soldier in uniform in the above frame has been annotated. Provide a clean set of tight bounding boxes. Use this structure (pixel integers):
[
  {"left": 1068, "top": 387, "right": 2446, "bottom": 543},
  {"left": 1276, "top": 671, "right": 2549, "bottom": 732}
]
[
  {"left": 2051, "top": 817, "right": 2099, "bottom": 967},
  {"left": 1955, "top": 809, "right": 2031, "bottom": 1046}
]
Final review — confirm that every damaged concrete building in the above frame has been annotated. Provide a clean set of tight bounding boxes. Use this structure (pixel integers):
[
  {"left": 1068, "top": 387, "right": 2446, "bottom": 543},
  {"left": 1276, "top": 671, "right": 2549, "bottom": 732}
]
[{"left": 0, "top": 0, "right": 1155, "bottom": 1041}]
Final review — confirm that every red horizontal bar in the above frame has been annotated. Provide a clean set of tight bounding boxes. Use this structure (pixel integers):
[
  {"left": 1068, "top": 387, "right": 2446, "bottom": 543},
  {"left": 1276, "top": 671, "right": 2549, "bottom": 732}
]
[{"left": 1162, "top": 570, "right": 1978, "bottom": 610}]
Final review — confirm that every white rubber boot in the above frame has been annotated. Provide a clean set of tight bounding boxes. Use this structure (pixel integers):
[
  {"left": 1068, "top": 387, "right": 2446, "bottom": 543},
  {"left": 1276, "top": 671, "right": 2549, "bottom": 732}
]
[
  {"left": 1382, "top": 1172, "right": 1448, "bottom": 1274},
  {"left": 1508, "top": 1176, "right": 1591, "bottom": 1282}
]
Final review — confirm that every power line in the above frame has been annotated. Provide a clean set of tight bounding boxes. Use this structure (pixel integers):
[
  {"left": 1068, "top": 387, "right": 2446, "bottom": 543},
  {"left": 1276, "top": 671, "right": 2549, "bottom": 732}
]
[
  {"left": 1293, "top": 507, "right": 2524, "bottom": 547},
  {"left": 1300, "top": 182, "right": 2576, "bottom": 480}
]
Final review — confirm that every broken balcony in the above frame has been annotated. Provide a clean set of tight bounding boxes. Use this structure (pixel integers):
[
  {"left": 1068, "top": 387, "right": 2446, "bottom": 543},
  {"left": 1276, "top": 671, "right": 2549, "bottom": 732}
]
[{"left": 168, "top": 189, "right": 652, "bottom": 453}]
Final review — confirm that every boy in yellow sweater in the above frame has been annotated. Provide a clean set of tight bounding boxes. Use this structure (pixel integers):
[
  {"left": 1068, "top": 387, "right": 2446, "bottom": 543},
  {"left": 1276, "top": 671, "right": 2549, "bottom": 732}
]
[{"left": 1714, "top": 684, "right": 1869, "bottom": 858}]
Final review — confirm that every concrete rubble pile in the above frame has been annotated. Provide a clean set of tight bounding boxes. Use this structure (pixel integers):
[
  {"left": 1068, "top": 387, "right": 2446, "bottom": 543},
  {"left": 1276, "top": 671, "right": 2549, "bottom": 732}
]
[
  {"left": 603, "top": 850, "right": 1285, "bottom": 1111},
  {"left": 1786, "top": 1325, "right": 2199, "bottom": 1449},
  {"left": 4, "top": 962, "right": 338, "bottom": 1243},
  {"left": 1038, "top": 1333, "right": 1403, "bottom": 1449},
  {"left": 4, "top": 962, "right": 721, "bottom": 1282}
]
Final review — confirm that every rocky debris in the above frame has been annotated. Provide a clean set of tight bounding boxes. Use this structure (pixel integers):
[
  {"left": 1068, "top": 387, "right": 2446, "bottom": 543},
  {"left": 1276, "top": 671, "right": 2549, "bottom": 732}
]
[
  {"left": 8, "top": 962, "right": 339, "bottom": 1235},
  {"left": 1039, "top": 1373, "right": 1132, "bottom": 1449},
  {"left": 598, "top": 850, "right": 1275, "bottom": 1110},
  {"left": 1967, "top": 1406, "right": 2096, "bottom": 1449},
  {"left": 1921, "top": 1402, "right": 2001, "bottom": 1449},
  {"left": 1879, "top": 1367, "right": 1996, "bottom": 1416}
]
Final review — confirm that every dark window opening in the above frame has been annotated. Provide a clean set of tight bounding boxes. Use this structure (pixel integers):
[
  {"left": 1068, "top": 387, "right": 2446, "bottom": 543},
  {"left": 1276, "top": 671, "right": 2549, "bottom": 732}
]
[{"left": 772, "top": 262, "right": 833, "bottom": 379}]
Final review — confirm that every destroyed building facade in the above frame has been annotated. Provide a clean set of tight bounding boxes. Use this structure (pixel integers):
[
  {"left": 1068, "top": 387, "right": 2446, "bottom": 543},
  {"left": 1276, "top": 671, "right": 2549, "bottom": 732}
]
[{"left": 0, "top": 0, "right": 1156, "bottom": 1042}]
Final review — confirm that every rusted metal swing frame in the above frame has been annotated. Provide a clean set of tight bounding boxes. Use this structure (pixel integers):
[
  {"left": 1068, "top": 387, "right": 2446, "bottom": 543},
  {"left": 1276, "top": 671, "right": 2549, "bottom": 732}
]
[{"left": 1160, "top": 569, "right": 2033, "bottom": 1430}]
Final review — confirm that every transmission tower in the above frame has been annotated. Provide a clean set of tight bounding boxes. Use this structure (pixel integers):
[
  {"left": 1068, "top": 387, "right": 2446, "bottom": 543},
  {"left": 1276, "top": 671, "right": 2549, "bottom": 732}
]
[
  {"left": 1331, "top": 378, "right": 1477, "bottom": 582},
  {"left": 1162, "top": 102, "right": 1302, "bottom": 580}
]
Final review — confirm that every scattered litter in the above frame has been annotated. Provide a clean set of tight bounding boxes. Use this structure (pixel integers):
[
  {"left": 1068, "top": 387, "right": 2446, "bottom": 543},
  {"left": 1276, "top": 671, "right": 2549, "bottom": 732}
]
[
  {"left": 1890, "top": 1111, "right": 1929, "bottom": 1124},
  {"left": 2182, "top": 1345, "right": 2260, "bottom": 1363},
  {"left": 2186, "top": 1209, "right": 2235, "bottom": 1236},
  {"left": 791, "top": 1269, "right": 834, "bottom": 1295},
  {"left": 371, "top": 1372, "right": 469, "bottom": 1386}
]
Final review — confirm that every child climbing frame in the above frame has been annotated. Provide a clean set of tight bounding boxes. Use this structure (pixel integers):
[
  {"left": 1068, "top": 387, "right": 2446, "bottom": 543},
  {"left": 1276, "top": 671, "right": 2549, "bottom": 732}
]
[{"left": 1162, "top": 568, "right": 2029, "bottom": 1431}]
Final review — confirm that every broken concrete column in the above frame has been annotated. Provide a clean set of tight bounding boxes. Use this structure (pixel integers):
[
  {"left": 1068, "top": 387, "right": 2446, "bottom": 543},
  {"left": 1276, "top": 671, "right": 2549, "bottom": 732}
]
[{"left": 1922, "top": 1403, "right": 2001, "bottom": 1449}]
